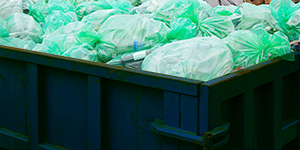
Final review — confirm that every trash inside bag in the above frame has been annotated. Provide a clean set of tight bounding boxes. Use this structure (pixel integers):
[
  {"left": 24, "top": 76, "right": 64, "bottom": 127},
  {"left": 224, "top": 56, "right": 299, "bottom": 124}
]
[
  {"left": 287, "top": 9, "right": 300, "bottom": 32},
  {"left": 97, "top": 14, "right": 170, "bottom": 62},
  {"left": 0, "top": 16, "right": 9, "bottom": 37},
  {"left": 33, "top": 34, "right": 68, "bottom": 55},
  {"left": 62, "top": 43, "right": 98, "bottom": 61},
  {"left": 75, "top": 1, "right": 112, "bottom": 19},
  {"left": 43, "top": 10, "right": 78, "bottom": 35},
  {"left": 48, "top": 0, "right": 75, "bottom": 14},
  {"left": 0, "top": 0, "right": 33, "bottom": 19},
  {"left": 0, "top": 37, "right": 36, "bottom": 50},
  {"left": 107, "top": 49, "right": 152, "bottom": 69},
  {"left": 223, "top": 25, "right": 294, "bottom": 68},
  {"left": 198, "top": 16, "right": 235, "bottom": 39},
  {"left": 82, "top": 9, "right": 128, "bottom": 30},
  {"left": 6, "top": 13, "right": 43, "bottom": 43},
  {"left": 45, "top": 21, "right": 99, "bottom": 48},
  {"left": 142, "top": 36, "right": 234, "bottom": 81},
  {"left": 28, "top": 0, "right": 49, "bottom": 25},
  {"left": 166, "top": 18, "right": 197, "bottom": 41}
]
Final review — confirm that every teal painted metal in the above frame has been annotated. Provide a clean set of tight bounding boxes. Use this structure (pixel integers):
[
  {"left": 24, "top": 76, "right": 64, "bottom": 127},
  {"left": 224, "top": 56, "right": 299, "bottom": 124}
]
[{"left": 0, "top": 45, "right": 300, "bottom": 150}]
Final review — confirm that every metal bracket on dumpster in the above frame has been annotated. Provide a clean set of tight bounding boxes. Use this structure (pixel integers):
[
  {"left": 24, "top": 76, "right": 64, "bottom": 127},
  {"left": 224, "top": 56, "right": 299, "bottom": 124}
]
[{"left": 150, "top": 119, "right": 230, "bottom": 150}]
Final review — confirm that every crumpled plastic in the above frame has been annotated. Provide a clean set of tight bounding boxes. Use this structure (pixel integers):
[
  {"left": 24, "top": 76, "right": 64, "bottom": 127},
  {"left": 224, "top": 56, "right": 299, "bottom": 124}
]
[
  {"left": 44, "top": 21, "right": 99, "bottom": 48},
  {"left": 223, "top": 25, "right": 294, "bottom": 68},
  {"left": 82, "top": 9, "right": 128, "bottom": 30},
  {"left": 62, "top": 43, "right": 98, "bottom": 61},
  {"left": 198, "top": 16, "right": 235, "bottom": 39},
  {"left": 287, "top": 9, "right": 300, "bottom": 32},
  {"left": 66, "top": 0, "right": 94, "bottom": 7},
  {"left": 5, "top": 13, "right": 43, "bottom": 43},
  {"left": 213, "top": 5, "right": 237, "bottom": 16},
  {"left": 142, "top": 36, "right": 234, "bottom": 81},
  {"left": 0, "top": 37, "right": 36, "bottom": 50},
  {"left": 48, "top": 0, "right": 75, "bottom": 14},
  {"left": 43, "top": 10, "right": 78, "bottom": 35},
  {"left": 97, "top": 14, "right": 170, "bottom": 62},
  {"left": 75, "top": 1, "right": 112, "bottom": 19},
  {"left": 33, "top": 34, "right": 67, "bottom": 54},
  {"left": 166, "top": 18, "right": 197, "bottom": 41},
  {"left": 153, "top": 0, "right": 202, "bottom": 25},
  {"left": 107, "top": 49, "right": 152, "bottom": 69},
  {"left": 0, "top": 16, "right": 9, "bottom": 37},
  {"left": 0, "top": 0, "right": 33, "bottom": 19}
]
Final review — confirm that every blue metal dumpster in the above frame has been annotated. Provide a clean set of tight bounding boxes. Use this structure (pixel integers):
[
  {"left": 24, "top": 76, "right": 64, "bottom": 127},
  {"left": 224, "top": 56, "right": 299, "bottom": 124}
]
[{"left": 0, "top": 45, "right": 299, "bottom": 150}]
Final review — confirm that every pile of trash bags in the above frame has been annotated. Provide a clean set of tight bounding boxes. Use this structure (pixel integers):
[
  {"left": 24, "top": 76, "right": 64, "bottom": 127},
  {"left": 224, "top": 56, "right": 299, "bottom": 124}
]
[{"left": 0, "top": 0, "right": 298, "bottom": 82}]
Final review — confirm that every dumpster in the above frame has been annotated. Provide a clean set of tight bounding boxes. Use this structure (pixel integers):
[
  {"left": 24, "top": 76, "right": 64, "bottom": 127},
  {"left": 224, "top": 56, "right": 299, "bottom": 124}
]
[{"left": 0, "top": 45, "right": 300, "bottom": 150}]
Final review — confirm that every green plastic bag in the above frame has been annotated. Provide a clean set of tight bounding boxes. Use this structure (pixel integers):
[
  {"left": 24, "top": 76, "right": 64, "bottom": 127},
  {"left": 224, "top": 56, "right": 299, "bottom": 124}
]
[
  {"left": 153, "top": 0, "right": 203, "bottom": 25},
  {"left": 234, "top": 3, "right": 276, "bottom": 31},
  {"left": 6, "top": 13, "right": 43, "bottom": 43},
  {"left": 82, "top": 9, "right": 127, "bottom": 30},
  {"left": 223, "top": 25, "right": 294, "bottom": 68},
  {"left": 75, "top": 1, "right": 112, "bottom": 19},
  {"left": 198, "top": 16, "right": 235, "bottom": 39},
  {"left": 97, "top": 14, "right": 170, "bottom": 62},
  {"left": 66, "top": 0, "right": 96, "bottom": 7},
  {"left": 29, "top": 0, "right": 49, "bottom": 25},
  {"left": 166, "top": 18, "right": 197, "bottom": 41},
  {"left": 0, "top": 0, "right": 33, "bottom": 19},
  {"left": 287, "top": 9, "right": 300, "bottom": 32},
  {"left": 45, "top": 21, "right": 99, "bottom": 48},
  {"left": 0, "top": 37, "right": 36, "bottom": 50},
  {"left": 269, "top": 0, "right": 300, "bottom": 41},
  {"left": 142, "top": 36, "right": 234, "bottom": 81},
  {"left": 48, "top": 0, "right": 75, "bottom": 14},
  {"left": 33, "top": 34, "right": 67, "bottom": 54},
  {"left": 62, "top": 43, "right": 98, "bottom": 61},
  {"left": 43, "top": 10, "right": 78, "bottom": 35},
  {"left": 0, "top": 16, "right": 9, "bottom": 37}
]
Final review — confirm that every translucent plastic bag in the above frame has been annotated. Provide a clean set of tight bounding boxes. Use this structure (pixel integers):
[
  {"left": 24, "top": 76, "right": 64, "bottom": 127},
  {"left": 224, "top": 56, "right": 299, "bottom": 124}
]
[
  {"left": 166, "top": 18, "right": 197, "bottom": 41},
  {"left": 62, "top": 43, "right": 98, "bottom": 61},
  {"left": 223, "top": 25, "right": 294, "bottom": 68},
  {"left": 6, "top": 13, "right": 43, "bottom": 43},
  {"left": 268, "top": 0, "right": 300, "bottom": 41},
  {"left": 0, "top": 16, "right": 9, "bottom": 37},
  {"left": 287, "top": 9, "right": 300, "bottom": 32},
  {"left": 142, "top": 36, "right": 234, "bottom": 81},
  {"left": 213, "top": 5, "right": 237, "bottom": 16},
  {"left": 111, "top": 0, "right": 133, "bottom": 13},
  {"left": 43, "top": 10, "right": 78, "bottom": 35},
  {"left": 198, "top": 16, "right": 235, "bottom": 39},
  {"left": 82, "top": 9, "right": 128, "bottom": 30},
  {"left": 48, "top": 0, "right": 75, "bottom": 14},
  {"left": 97, "top": 14, "right": 170, "bottom": 62},
  {"left": 0, "top": 37, "right": 36, "bottom": 50},
  {"left": 45, "top": 21, "right": 99, "bottom": 48},
  {"left": 66, "top": 0, "right": 96, "bottom": 7},
  {"left": 234, "top": 3, "right": 276, "bottom": 31},
  {"left": 75, "top": 1, "right": 112, "bottom": 19},
  {"left": 0, "top": 0, "right": 33, "bottom": 19}
]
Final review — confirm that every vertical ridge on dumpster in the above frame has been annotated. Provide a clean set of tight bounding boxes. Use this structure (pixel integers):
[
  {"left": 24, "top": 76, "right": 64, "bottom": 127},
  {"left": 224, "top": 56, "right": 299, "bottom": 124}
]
[
  {"left": 180, "top": 95, "right": 198, "bottom": 150},
  {"left": 87, "top": 76, "right": 101, "bottom": 150},
  {"left": 272, "top": 78, "right": 283, "bottom": 150},
  {"left": 163, "top": 91, "right": 180, "bottom": 150},
  {"left": 243, "top": 90, "right": 255, "bottom": 150},
  {"left": 27, "top": 63, "right": 39, "bottom": 150}
]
